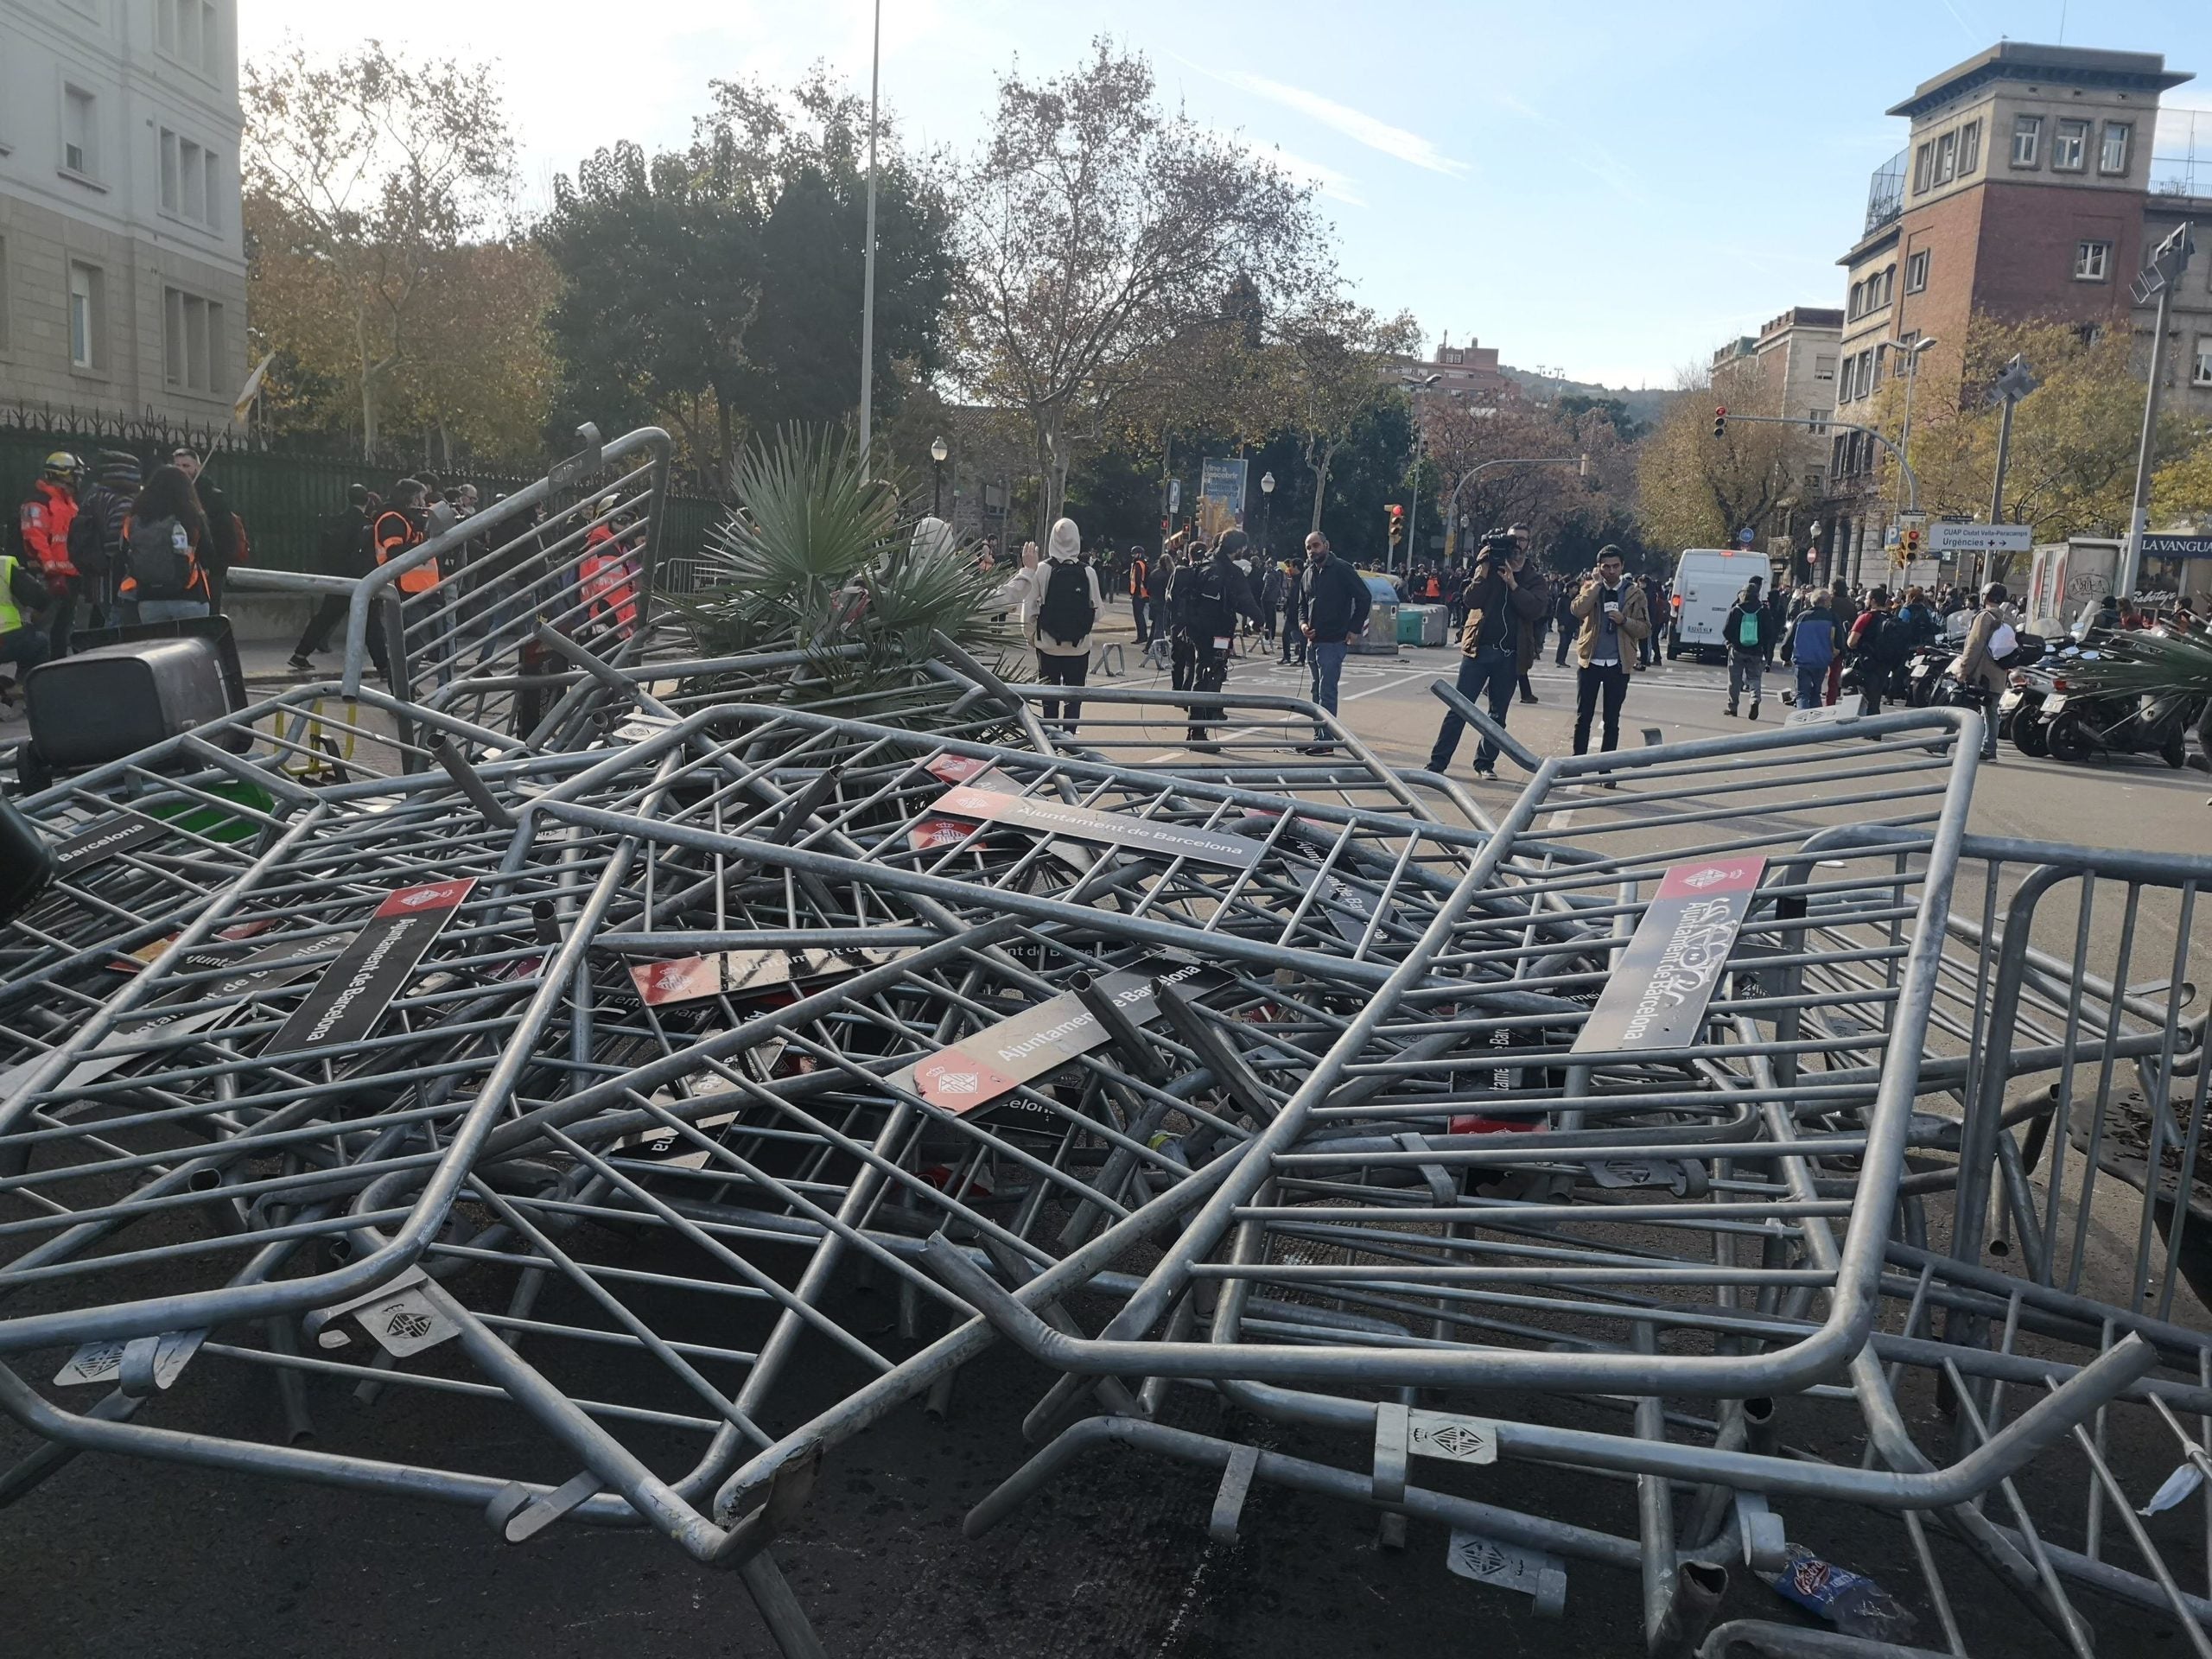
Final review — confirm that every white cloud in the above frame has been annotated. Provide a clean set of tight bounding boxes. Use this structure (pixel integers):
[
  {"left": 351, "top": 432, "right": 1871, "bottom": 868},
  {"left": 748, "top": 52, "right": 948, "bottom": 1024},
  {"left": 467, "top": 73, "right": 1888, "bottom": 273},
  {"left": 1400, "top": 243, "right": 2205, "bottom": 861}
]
[
  {"left": 1207, "top": 67, "right": 1468, "bottom": 177},
  {"left": 1232, "top": 137, "right": 1365, "bottom": 207}
]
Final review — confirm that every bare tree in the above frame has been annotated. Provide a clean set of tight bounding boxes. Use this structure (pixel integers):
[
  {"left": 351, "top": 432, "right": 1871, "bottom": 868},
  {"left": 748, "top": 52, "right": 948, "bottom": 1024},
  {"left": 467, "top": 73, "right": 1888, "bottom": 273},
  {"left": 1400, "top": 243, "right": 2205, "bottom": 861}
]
[
  {"left": 245, "top": 41, "right": 516, "bottom": 458},
  {"left": 1276, "top": 301, "right": 1422, "bottom": 531},
  {"left": 950, "top": 38, "right": 1326, "bottom": 544}
]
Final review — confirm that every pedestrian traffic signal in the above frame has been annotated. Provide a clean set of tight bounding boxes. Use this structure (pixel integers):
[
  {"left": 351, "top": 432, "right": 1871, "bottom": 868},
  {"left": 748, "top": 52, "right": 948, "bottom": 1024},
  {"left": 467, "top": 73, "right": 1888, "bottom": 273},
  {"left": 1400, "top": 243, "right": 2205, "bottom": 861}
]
[
  {"left": 1386, "top": 504, "right": 1405, "bottom": 546},
  {"left": 1712, "top": 407, "right": 1727, "bottom": 439}
]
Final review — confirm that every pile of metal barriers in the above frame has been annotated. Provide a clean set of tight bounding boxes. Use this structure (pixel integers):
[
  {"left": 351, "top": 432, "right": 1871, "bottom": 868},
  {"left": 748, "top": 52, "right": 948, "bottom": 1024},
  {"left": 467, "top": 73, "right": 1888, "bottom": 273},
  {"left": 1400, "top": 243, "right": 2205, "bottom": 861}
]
[{"left": 2, "top": 427, "right": 2209, "bottom": 1659}]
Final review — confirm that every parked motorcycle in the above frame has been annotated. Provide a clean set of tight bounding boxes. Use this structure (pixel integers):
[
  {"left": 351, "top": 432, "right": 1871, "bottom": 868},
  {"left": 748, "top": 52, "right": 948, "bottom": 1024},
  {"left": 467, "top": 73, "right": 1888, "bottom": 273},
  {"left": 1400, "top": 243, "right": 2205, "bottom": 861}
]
[{"left": 2039, "top": 682, "right": 2204, "bottom": 767}]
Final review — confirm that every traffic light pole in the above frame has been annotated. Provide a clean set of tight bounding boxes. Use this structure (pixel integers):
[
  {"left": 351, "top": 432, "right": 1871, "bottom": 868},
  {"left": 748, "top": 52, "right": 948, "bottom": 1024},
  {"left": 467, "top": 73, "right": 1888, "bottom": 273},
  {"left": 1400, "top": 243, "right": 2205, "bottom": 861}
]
[{"left": 1717, "top": 412, "right": 1920, "bottom": 513}]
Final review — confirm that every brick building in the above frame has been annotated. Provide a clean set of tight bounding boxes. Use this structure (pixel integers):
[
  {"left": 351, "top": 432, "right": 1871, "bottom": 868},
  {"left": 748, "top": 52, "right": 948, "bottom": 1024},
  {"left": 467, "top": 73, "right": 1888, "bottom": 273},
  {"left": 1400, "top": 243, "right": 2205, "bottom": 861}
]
[
  {"left": 0, "top": 0, "right": 247, "bottom": 425},
  {"left": 1823, "top": 42, "right": 2212, "bottom": 584},
  {"left": 1711, "top": 305, "right": 1844, "bottom": 509},
  {"left": 1393, "top": 334, "right": 1510, "bottom": 404}
]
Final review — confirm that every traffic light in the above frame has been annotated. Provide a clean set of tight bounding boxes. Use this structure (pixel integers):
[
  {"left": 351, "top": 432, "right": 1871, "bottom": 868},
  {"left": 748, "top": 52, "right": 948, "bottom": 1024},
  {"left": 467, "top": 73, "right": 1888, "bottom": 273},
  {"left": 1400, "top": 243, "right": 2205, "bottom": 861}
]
[
  {"left": 1902, "top": 525, "right": 1922, "bottom": 557},
  {"left": 1712, "top": 406, "right": 1727, "bottom": 439},
  {"left": 1386, "top": 503, "right": 1405, "bottom": 547}
]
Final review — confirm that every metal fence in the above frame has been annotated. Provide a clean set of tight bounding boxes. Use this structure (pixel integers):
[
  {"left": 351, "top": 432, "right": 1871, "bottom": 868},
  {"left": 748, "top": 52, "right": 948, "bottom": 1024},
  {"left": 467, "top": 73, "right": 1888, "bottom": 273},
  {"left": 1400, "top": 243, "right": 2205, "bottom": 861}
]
[{"left": 0, "top": 406, "right": 725, "bottom": 575}]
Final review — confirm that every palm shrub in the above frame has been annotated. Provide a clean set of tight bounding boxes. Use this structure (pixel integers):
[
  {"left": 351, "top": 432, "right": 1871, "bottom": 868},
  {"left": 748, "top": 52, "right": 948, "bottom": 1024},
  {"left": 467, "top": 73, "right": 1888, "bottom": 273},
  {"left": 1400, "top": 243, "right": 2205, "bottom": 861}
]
[
  {"left": 679, "top": 428, "right": 1017, "bottom": 699},
  {"left": 2060, "top": 618, "right": 2212, "bottom": 709}
]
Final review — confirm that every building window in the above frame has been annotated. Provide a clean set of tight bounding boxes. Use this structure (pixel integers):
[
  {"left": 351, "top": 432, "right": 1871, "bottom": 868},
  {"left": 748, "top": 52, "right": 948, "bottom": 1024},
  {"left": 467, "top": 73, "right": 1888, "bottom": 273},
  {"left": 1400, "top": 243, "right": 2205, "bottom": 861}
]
[
  {"left": 61, "top": 86, "right": 97, "bottom": 178},
  {"left": 1905, "top": 249, "right": 1930, "bottom": 293},
  {"left": 67, "top": 261, "right": 103, "bottom": 370},
  {"left": 159, "top": 129, "right": 218, "bottom": 228},
  {"left": 1934, "top": 130, "right": 1958, "bottom": 185},
  {"left": 1814, "top": 353, "right": 1836, "bottom": 380},
  {"left": 1960, "top": 120, "right": 1981, "bottom": 175},
  {"left": 2053, "top": 119, "right": 2089, "bottom": 172},
  {"left": 2075, "top": 240, "right": 2112, "bottom": 282},
  {"left": 2012, "top": 115, "right": 2042, "bottom": 168},
  {"left": 2196, "top": 340, "right": 2212, "bottom": 387},
  {"left": 1808, "top": 410, "right": 1828, "bottom": 435},
  {"left": 2101, "top": 122, "right": 2132, "bottom": 175},
  {"left": 156, "top": 0, "right": 219, "bottom": 75},
  {"left": 1913, "top": 143, "right": 1934, "bottom": 194},
  {"left": 1862, "top": 347, "right": 1880, "bottom": 391},
  {"left": 163, "top": 287, "right": 225, "bottom": 394}
]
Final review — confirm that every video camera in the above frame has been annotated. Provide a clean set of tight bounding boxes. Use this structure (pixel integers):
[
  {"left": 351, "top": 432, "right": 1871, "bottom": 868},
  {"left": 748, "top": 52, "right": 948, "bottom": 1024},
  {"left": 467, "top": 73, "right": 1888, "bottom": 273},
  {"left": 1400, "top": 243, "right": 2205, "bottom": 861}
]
[{"left": 1473, "top": 530, "right": 1516, "bottom": 565}]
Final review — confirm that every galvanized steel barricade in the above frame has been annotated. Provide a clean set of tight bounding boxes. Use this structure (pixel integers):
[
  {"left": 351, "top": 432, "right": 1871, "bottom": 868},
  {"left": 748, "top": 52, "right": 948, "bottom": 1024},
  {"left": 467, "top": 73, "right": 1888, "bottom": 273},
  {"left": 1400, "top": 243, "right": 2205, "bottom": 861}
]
[{"left": 342, "top": 425, "right": 675, "bottom": 752}]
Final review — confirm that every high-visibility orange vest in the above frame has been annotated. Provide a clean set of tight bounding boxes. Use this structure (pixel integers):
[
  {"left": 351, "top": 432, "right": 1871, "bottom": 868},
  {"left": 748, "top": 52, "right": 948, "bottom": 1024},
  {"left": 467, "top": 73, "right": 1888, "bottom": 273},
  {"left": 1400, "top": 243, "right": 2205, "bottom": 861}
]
[
  {"left": 372, "top": 509, "right": 436, "bottom": 593},
  {"left": 580, "top": 529, "right": 639, "bottom": 635}
]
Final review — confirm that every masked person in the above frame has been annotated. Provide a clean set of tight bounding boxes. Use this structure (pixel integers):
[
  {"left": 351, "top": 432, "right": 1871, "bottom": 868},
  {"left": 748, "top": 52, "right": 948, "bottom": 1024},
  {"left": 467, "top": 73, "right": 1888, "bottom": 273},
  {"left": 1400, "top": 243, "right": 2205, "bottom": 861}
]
[
  {"left": 1174, "top": 531, "right": 1261, "bottom": 747},
  {"left": 1427, "top": 530, "right": 1544, "bottom": 780},
  {"left": 65, "top": 450, "right": 138, "bottom": 648},
  {"left": 1568, "top": 545, "right": 1649, "bottom": 771}
]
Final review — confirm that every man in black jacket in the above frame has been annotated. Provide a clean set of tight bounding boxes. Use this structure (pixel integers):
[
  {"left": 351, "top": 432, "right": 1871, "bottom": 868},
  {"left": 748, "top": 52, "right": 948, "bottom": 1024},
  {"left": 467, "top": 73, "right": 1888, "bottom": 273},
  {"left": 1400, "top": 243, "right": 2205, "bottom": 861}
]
[
  {"left": 1427, "top": 531, "right": 1545, "bottom": 780},
  {"left": 290, "top": 485, "right": 382, "bottom": 673},
  {"left": 1173, "top": 531, "right": 1262, "bottom": 747},
  {"left": 1295, "top": 531, "right": 1372, "bottom": 747},
  {"left": 1724, "top": 575, "right": 1772, "bottom": 717},
  {"left": 62, "top": 450, "right": 140, "bottom": 652}
]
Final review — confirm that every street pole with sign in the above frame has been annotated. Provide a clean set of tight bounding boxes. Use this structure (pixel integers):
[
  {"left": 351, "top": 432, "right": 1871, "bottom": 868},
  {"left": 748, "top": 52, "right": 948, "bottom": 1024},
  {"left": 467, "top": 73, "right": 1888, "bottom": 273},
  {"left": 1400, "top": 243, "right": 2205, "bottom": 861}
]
[
  {"left": 1982, "top": 353, "right": 2040, "bottom": 589},
  {"left": 2120, "top": 222, "right": 2195, "bottom": 602}
]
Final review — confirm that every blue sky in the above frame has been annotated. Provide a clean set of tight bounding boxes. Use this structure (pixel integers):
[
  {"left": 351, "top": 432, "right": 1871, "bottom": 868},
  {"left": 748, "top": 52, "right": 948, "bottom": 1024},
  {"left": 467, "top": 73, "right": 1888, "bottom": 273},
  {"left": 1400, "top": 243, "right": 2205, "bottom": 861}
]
[{"left": 244, "top": 0, "right": 2212, "bottom": 388}]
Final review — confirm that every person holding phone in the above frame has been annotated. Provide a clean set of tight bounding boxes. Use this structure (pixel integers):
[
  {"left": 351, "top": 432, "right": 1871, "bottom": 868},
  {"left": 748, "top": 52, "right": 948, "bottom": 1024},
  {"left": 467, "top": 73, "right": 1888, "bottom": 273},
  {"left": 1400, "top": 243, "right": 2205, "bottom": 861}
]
[{"left": 1569, "top": 546, "right": 1650, "bottom": 773}]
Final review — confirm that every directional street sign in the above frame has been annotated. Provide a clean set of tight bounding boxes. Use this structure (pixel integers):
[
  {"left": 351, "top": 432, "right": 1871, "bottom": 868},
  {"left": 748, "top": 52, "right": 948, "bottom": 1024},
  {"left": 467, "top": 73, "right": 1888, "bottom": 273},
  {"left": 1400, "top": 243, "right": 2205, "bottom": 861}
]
[{"left": 1927, "top": 523, "right": 2032, "bottom": 556}]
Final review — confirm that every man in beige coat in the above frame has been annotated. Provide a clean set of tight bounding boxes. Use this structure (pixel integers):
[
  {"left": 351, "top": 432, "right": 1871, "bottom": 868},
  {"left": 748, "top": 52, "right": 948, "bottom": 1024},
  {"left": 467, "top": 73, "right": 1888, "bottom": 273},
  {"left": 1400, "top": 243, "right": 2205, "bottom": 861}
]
[
  {"left": 1953, "top": 582, "right": 2014, "bottom": 761},
  {"left": 1567, "top": 544, "right": 1651, "bottom": 765}
]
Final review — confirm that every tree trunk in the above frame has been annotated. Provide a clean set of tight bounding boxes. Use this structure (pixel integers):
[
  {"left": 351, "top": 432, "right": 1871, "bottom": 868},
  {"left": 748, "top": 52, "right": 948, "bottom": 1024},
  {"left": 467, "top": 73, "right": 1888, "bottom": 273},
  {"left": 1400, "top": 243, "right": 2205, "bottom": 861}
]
[
  {"left": 356, "top": 308, "right": 379, "bottom": 462},
  {"left": 717, "top": 401, "right": 735, "bottom": 494},
  {"left": 1309, "top": 441, "right": 1339, "bottom": 533}
]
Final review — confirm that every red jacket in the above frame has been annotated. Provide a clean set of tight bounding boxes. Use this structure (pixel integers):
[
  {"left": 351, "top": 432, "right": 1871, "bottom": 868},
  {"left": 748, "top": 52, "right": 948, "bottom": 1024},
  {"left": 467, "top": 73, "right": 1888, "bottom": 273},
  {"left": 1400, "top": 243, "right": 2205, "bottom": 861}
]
[{"left": 18, "top": 479, "right": 78, "bottom": 587}]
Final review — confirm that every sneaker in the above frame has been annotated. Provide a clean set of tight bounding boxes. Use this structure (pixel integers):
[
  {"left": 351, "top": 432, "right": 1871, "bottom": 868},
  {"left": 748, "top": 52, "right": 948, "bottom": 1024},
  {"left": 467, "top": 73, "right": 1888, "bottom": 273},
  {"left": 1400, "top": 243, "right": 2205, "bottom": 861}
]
[
  {"left": 1749, "top": 701, "right": 1760, "bottom": 720},
  {"left": 1297, "top": 743, "right": 1332, "bottom": 756},
  {"left": 1725, "top": 703, "right": 1738, "bottom": 717},
  {"left": 1518, "top": 692, "right": 1538, "bottom": 705},
  {"left": 287, "top": 653, "right": 315, "bottom": 672},
  {"left": 1474, "top": 765, "right": 1497, "bottom": 781}
]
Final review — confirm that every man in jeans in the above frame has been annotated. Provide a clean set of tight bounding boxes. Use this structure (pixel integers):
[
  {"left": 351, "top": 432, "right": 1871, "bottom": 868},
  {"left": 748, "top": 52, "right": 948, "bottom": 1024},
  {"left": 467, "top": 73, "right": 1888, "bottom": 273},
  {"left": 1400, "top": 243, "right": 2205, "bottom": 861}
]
[
  {"left": 1294, "top": 531, "right": 1371, "bottom": 749},
  {"left": 1724, "top": 575, "right": 1773, "bottom": 718},
  {"left": 1427, "top": 531, "right": 1544, "bottom": 780},
  {"left": 1569, "top": 546, "right": 1649, "bottom": 774}
]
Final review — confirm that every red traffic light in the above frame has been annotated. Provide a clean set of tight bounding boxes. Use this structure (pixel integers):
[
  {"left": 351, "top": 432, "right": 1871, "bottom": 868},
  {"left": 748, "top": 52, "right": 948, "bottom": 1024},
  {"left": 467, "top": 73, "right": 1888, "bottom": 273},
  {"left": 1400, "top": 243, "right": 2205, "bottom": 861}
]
[{"left": 1712, "top": 406, "right": 1728, "bottom": 438}]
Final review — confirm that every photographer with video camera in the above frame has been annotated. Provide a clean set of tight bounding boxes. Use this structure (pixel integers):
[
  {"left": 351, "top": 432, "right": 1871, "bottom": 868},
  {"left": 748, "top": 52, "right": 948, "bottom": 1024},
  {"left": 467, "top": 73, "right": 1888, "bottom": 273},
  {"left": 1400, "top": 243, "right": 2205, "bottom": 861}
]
[{"left": 1426, "top": 528, "right": 1545, "bottom": 781}]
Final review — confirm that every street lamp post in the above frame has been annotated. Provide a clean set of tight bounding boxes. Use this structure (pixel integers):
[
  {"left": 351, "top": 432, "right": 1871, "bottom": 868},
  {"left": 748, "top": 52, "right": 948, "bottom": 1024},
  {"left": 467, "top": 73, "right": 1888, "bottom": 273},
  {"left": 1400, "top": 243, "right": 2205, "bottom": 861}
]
[
  {"left": 1399, "top": 372, "right": 1441, "bottom": 575},
  {"left": 930, "top": 435, "right": 948, "bottom": 518},
  {"left": 1892, "top": 335, "right": 1938, "bottom": 516},
  {"left": 1258, "top": 470, "right": 1274, "bottom": 558},
  {"left": 2119, "top": 221, "right": 2196, "bottom": 602},
  {"left": 1808, "top": 519, "right": 1824, "bottom": 586},
  {"left": 855, "top": 0, "right": 882, "bottom": 464},
  {"left": 1983, "top": 353, "right": 2039, "bottom": 589}
]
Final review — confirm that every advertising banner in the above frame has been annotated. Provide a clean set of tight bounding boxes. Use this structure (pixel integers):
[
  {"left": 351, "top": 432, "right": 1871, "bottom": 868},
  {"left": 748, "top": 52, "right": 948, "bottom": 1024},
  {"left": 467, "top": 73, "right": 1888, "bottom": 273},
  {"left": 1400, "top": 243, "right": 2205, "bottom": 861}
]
[
  {"left": 1572, "top": 859, "right": 1765, "bottom": 1054},
  {"left": 1198, "top": 458, "right": 1249, "bottom": 541}
]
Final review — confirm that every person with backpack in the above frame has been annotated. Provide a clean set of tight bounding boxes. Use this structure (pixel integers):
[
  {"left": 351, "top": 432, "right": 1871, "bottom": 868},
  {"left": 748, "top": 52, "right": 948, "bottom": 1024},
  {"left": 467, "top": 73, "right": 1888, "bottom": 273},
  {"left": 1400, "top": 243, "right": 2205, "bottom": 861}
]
[
  {"left": 1846, "top": 587, "right": 1905, "bottom": 715},
  {"left": 1723, "top": 575, "right": 1773, "bottom": 718},
  {"left": 117, "top": 464, "right": 213, "bottom": 622},
  {"left": 1173, "top": 531, "right": 1262, "bottom": 747},
  {"left": 16, "top": 451, "right": 81, "bottom": 652},
  {"left": 1780, "top": 588, "right": 1838, "bottom": 711},
  {"left": 1030, "top": 517, "right": 1101, "bottom": 730},
  {"left": 1895, "top": 584, "right": 1940, "bottom": 650},
  {"left": 290, "top": 485, "right": 380, "bottom": 672},
  {"left": 62, "top": 451, "right": 139, "bottom": 652},
  {"left": 1954, "top": 582, "right": 2017, "bottom": 761},
  {"left": 168, "top": 448, "right": 240, "bottom": 613}
]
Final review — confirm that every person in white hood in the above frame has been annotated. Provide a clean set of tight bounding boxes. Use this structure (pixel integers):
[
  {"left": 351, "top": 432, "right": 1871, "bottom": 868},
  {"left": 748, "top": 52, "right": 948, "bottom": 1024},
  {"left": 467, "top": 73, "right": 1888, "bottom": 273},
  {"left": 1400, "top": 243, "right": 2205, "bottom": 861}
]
[{"left": 1029, "top": 517, "right": 1101, "bottom": 729}]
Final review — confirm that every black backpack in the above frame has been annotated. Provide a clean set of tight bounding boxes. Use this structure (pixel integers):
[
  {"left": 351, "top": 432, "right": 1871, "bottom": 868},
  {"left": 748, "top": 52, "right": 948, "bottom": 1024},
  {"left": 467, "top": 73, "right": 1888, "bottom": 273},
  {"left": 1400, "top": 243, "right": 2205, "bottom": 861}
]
[
  {"left": 1870, "top": 613, "right": 1912, "bottom": 667},
  {"left": 125, "top": 514, "right": 196, "bottom": 601},
  {"left": 1036, "top": 560, "right": 1095, "bottom": 646}
]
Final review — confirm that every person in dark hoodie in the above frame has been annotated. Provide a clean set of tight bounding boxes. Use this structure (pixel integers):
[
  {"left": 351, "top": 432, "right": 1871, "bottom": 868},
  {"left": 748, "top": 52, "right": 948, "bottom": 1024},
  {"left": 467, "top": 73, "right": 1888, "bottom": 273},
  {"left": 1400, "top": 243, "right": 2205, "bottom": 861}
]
[
  {"left": 1426, "top": 529, "right": 1546, "bottom": 780},
  {"left": 1294, "top": 529, "right": 1372, "bottom": 747},
  {"left": 1724, "top": 574, "right": 1773, "bottom": 719},
  {"left": 1174, "top": 530, "right": 1262, "bottom": 747}
]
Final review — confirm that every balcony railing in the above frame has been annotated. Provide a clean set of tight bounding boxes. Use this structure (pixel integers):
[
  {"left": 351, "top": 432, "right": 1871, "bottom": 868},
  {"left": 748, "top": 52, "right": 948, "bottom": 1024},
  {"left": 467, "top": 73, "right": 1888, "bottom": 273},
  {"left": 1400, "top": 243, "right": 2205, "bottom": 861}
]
[{"left": 1865, "top": 150, "right": 1907, "bottom": 236}]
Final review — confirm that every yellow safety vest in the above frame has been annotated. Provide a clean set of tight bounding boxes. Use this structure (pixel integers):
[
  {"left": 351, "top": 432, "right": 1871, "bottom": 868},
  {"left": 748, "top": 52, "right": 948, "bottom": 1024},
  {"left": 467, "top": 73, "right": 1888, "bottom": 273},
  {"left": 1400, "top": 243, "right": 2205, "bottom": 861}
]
[{"left": 0, "top": 555, "right": 22, "bottom": 635}]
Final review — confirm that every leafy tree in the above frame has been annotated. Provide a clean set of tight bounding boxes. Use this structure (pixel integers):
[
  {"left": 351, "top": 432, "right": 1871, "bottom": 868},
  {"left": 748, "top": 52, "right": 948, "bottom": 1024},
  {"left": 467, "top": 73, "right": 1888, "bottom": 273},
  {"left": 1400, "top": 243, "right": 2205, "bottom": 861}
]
[
  {"left": 244, "top": 41, "right": 517, "bottom": 458},
  {"left": 1636, "top": 376, "right": 1796, "bottom": 552},
  {"left": 950, "top": 37, "right": 1326, "bottom": 545},
  {"left": 541, "top": 70, "right": 952, "bottom": 488},
  {"left": 1275, "top": 300, "right": 1421, "bottom": 532}
]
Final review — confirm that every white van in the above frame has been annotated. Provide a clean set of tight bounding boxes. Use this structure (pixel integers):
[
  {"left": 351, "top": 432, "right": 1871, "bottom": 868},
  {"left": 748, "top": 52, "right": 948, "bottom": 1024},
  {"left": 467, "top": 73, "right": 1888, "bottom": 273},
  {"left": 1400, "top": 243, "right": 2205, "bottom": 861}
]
[{"left": 1667, "top": 548, "right": 1774, "bottom": 662}]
